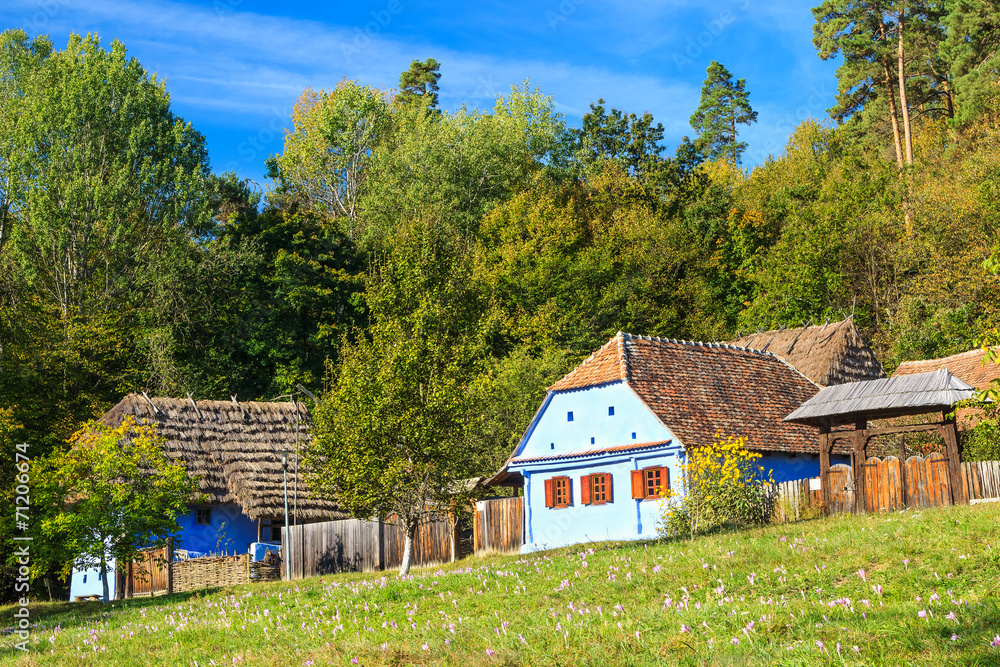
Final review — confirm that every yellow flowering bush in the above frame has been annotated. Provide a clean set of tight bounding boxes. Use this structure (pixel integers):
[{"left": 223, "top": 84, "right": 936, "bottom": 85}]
[{"left": 658, "top": 434, "right": 774, "bottom": 539}]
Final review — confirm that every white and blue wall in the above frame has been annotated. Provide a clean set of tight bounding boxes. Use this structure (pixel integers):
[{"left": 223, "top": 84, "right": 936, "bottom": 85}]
[
  {"left": 509, "top": 381, "right": 682, "bottom": 552},
  {"left": 68, "top": 560, "right": 116, "bottom": 601}
]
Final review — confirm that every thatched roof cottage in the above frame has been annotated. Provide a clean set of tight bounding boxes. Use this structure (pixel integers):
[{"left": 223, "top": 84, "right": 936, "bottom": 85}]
[
  {"left": 100, "top": 393, "right": 345, "bottom": 554},
  {"left": 727, "top": 318, "right": 884, "bottom": 387}
]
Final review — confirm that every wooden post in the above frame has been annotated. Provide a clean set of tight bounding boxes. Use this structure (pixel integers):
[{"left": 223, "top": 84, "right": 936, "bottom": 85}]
[
  {"left": 898, "top": 434, "right": 909, "bottom": 508},
  {"left": 852, "top": 418, "right": 868, "bottom": 515},
  {"left": 257, "top": 518, "right": 262, "bottom": 543},
  {"left": 818, "top": 427, "right": 831, "bottom": 515},
  {"left": 377, "top": 519, "right": 385, "bottom": 572},
  {"left": 165, "top": 538, "right": 174, "bottom": 596},
  {"left": 941, "top": 413, "right": 966, "bottom": 505}
]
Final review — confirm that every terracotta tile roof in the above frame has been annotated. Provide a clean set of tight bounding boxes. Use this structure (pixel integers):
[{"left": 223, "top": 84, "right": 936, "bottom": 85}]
[
  {"left": 548, "top": 333, "right": 628, "bottom": 391},
  {"left": 511, "top": 440, "right": 672, "bottom": 464},
  {"left": 546, "top": 333, "right": 841, "bottom": 455},
  {"left": 893, "top": 348, "right": 1000, "bottom": 391},
  {"left": 727, "top": 319, "right": 885, "bottom": 386}
]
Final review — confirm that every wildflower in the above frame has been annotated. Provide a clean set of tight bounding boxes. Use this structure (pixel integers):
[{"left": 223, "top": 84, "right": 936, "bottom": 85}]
[
  {"left": 991, "top": 635, "right": 1000, "bottom": 647},
  {"left": 486, "top": 648, "right": 496, "bottom": 657},
  {"left": 731, "top": 637, "right": 739, "bottom": 645},
  {"left": 951, "top": 634, "right": 960, "bottom": 641},
  {"left": 857, "top": 569, "right": 866, "bottom": 582},
  {"left": 918, "top": 610, "right": 928, "bottom": 620},
  {"left": 946, "top": 611, "right": 957, "bottom": 622}
]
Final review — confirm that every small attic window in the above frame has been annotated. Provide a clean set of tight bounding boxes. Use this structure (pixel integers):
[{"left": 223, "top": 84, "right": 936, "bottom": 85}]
[
  {"left": 82, "top": 574, "right": 87, "bottom": 584},
  {"left": 567, "top": 411, "right": 574, "bottom": 422},
  {"left": 590, "top": 437, "right": 595, "bottom": 444},
  {"left": 608, "top": 406, "right": 615, "bottom": 416},
  {"left": 631, "top": 432, "right": 636, "bottom": 440},
  {"left": 550, "top": 443, "right": 555, "bottom": 450}
]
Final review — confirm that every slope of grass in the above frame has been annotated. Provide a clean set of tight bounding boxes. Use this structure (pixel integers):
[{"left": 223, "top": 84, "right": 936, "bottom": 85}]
[{"left": 4, "top": 503, "right": 1000, "bottom": 666}]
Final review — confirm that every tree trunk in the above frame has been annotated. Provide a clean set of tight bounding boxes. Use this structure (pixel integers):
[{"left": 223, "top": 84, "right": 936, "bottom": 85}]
[
  {"left": 882, "top": 65, "right": 904, "bottom": 169},
  {"left": 100, "top": 553, "right": 110, "bottom": 605},
  {"left": 398, "top": 523, "right": 417, "bottom": 577},
  {"left": 897, "top": 10, "right": 913, "bottom": 166},
  {"left": 43, "top": 577, "right": 53, "bottom": 602}
]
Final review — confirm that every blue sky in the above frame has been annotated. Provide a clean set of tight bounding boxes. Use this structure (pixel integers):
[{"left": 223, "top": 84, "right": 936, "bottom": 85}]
[{"left": 2, "top": 0, "right": 841, "bottom": 189}]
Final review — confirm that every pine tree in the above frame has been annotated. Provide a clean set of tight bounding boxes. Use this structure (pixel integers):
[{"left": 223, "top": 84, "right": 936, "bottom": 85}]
[
  {"left": 396, "top": 58, "right": 441, "bottom": 109},
  {"left": 689, "top": 61, "right": 758, "bottom": 164}
]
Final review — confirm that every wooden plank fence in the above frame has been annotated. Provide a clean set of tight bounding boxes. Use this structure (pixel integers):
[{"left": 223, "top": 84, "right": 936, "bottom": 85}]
[
  {"left": 473, "top": 497, "right": 523, "bottom": 554},
  {"left": 773, "top": 458, "right": 1000, "bottom": 520},
  {"left": 283, "top": 514, "right": 455, "bottom": 580}
]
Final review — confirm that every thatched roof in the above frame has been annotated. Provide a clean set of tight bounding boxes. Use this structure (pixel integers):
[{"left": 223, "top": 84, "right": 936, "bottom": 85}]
[
  {"left": 100, "top": 393, "right": 346, "bottom": 521},
  {"left": 727, "top": 319, "right": 884, "bottom": 387}
]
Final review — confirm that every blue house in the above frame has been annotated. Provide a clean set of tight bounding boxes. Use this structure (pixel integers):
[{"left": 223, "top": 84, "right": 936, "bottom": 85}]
[
  {"left": 490, "top": 333, "right": 850, "bottom": 553},
  {"left": 69, "top": 394, "right": 345, "bottom": 600}
]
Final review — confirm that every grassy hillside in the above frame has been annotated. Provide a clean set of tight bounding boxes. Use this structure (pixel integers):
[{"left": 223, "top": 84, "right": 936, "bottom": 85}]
[{"left": 4, "top": 503, "right": 1000, "bottom": 666}]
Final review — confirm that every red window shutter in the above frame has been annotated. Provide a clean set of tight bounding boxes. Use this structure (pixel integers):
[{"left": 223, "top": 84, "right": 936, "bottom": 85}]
[
  {"left": 630, "top": 469, "right": 644, "bottom": 499},
  {"left": 544, "top": 478, "right": 554, "bottom": 508},
  {"left": 606, "top": 473, "right": 613, "bottom": 503},
  {"left": 567, "top": 476, "right": 573, "bottom": 505},
  {"left": 580, "top": 475, "right": 591, "bottom": 505},
  {"left": 663, "top": 466, "right": 670, "bottom": 491}
]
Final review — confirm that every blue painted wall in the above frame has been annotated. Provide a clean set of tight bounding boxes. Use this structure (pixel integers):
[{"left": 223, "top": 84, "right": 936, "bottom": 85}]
[
  {"left": 517, "top": 382, "right": 672, "bottom": 459},
  {"left": 763, "top": 452, "right": 851, "bottom": 483},
  {"left": 517, "top": 445, "right": 682, "bottom": 552},
  {"left": 173, "top": 503, "right": 258, "bottom": 556}
]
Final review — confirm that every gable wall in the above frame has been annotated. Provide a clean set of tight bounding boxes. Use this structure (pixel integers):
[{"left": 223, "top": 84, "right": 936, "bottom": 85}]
[{"left": 519, "top": 382, "right": 674, "bottom": 459}]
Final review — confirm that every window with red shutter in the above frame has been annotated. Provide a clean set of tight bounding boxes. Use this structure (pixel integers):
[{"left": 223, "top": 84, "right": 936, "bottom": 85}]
[
  {"left": 630, "top": 469, "right": 644, "bottom": 499},
  {"left": 579, "top": 474, "right": 592, "bottom": 505},
  {"left": 544, "top": 478, "right": 554, "bottom": 508}
]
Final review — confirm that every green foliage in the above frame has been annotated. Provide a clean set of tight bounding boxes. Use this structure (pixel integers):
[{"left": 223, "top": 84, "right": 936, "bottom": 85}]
[
  {"left": 306, "top": 218, "right": 487, "bottom": 574},
  {"left": 942, "top": 0, "right": 1000, "bottom": 128},
  {"left": 659, "top": 434, "right": 774, "bottom": 540},
  {"left": 267, "top": 80, "right": 391, "bottom": 229},
  {"left": 37, "top": 418, "right": 201, "bottom": 603},
  {"left": 689, "top": 61, "right": 758, "bottom": 164},
  {"left": 396, "top": 58, "right": 441, "bottom": 109}
]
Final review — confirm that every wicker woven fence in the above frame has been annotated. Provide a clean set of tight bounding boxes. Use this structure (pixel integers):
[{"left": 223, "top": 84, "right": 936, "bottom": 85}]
[
  {"left": 172, "top": 554, "right": 250, "bottom": 593},
  {"left": 123, "top": 546, "right": 282, "bottom": 597}
]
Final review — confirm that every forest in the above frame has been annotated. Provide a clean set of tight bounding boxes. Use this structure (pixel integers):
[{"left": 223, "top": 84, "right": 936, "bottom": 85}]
[{"left": 2, "top": 0, "right": 1000, "bottom": 584}]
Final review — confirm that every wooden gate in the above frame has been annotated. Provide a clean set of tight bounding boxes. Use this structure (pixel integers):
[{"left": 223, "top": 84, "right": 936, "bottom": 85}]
[
  {"left": 827, "top": 464, "right": 854, "bottom": 515},
  {"left": 903, "top": 453, "right": 952, "bottom": 508},
  {"left": 863, "top": 456, "right": 903, "bottom": 512},
  {"left": 473, "top": 497, "right": 523, "bottom": 554},
  {"left": 128, "top": 545, "right": 171, "bottom": 597}
]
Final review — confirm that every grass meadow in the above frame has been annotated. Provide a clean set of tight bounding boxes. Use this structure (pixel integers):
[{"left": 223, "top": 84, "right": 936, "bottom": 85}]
[{"left": 3, "top": 502, "right": 1000, "bottom": 666}]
